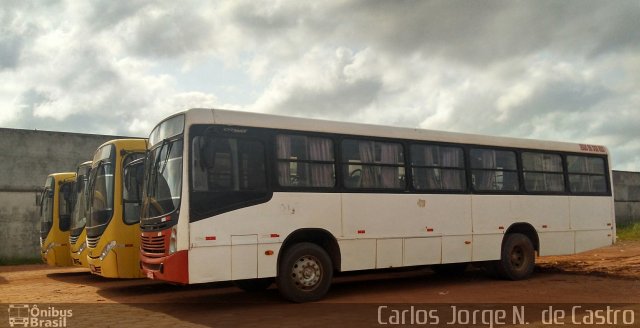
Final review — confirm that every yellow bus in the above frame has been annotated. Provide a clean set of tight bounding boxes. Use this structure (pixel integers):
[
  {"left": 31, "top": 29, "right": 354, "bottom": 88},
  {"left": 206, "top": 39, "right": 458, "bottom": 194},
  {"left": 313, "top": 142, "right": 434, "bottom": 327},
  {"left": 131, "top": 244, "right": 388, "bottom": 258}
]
[
  {"left": 86, "top": 139, "right": 147, "bottom": 278},
  {"left": 39, "top": 172, "right": 76, "bottom": 267},
  {"left": 69, "top": 161, "right": 92, "bottom": 267}
]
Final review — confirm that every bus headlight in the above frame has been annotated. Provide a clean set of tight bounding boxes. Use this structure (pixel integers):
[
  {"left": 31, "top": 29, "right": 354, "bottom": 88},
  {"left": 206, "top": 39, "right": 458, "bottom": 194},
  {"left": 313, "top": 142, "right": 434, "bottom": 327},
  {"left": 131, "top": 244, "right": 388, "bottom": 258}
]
[
  {"left": 169, "top": 227, "right": 177, "bottom": 254},
  {"left": 99, "top": 241, "right": 117, "bottom": 261},
  {"left": 77, "top": 241, "right": 87, "bottom": 254},
  {"left": 43, "top": 242, "right": 58, "bottom": 255}
]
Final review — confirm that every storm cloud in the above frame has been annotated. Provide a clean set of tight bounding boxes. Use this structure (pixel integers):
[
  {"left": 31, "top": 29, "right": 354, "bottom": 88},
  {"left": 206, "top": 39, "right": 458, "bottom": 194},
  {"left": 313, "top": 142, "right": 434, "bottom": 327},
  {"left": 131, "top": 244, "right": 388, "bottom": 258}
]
[{"left": 0, "top": 0, "right": 639, "bottom": 170}]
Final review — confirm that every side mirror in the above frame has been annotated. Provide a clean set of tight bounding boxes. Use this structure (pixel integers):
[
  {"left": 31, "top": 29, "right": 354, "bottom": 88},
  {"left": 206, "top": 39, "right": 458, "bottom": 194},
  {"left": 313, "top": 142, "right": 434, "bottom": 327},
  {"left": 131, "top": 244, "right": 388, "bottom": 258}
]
[{"left": 35, "top": 188, "right": 42, "bottom": 206}]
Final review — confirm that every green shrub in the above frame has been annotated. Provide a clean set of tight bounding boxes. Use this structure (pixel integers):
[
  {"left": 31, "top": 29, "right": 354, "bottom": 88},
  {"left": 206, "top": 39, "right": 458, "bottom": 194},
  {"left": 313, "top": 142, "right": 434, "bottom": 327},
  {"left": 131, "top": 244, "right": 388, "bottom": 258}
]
[{"left": 617, "top": 222, "right": 640, "bottom": 241}]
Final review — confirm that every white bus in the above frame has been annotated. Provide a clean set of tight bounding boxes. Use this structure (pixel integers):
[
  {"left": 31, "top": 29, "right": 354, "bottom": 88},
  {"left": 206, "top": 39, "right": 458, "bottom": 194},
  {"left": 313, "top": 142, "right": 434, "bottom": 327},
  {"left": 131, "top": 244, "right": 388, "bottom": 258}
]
[{"left": 139, "top": 108, "right": 615, "bottom": 302}]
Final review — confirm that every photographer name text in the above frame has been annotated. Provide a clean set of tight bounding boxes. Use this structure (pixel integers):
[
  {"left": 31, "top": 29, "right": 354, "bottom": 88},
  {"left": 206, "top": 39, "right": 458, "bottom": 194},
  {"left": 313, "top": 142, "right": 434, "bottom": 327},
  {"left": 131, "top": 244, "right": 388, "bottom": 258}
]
[{"left": 377, "top": 305, "right": 635, "bottom": 327}]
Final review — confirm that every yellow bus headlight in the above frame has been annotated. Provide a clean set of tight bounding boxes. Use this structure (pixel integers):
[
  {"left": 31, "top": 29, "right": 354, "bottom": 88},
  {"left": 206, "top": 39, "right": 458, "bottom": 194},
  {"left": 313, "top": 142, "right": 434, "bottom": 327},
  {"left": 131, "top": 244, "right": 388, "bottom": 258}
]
[
  {"left": 99, "top": 241, "right": 117, "bottom": 261},
  {"left": 77, "top": 241, "right": 87, "bottom": 254}
]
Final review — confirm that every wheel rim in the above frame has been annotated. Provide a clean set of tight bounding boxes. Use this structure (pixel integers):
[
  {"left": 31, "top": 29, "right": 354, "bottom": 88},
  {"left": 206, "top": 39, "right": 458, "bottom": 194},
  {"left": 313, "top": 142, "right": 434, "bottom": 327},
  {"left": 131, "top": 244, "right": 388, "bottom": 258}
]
[
  {"left": 510, "top": 245, "right": 525, "bottom": 269},
  {"left": 290, "top": 255, "right": 322, "bottom": 291}
]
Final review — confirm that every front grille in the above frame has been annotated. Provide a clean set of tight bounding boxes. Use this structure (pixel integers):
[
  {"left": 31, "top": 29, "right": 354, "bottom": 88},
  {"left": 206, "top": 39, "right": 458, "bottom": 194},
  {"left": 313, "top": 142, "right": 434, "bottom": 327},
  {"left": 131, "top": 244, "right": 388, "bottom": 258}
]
[
  {"left": 70, "top": 235, "right": 79, "bottom": 245},
  {"left": 87, "top": 235, "right": 100, "bottom": 249},
  {"left": 94, "top": 266, "right": 102, "bottom": 274},
  {"left": 140, "top": 221, "right": 172, "bottom": 232},
  {"left": 73, "top": 258, "right": 81, "bottom": 265},
  {"left": 141, "top": 234, "right": 166, "bottom": 257}
]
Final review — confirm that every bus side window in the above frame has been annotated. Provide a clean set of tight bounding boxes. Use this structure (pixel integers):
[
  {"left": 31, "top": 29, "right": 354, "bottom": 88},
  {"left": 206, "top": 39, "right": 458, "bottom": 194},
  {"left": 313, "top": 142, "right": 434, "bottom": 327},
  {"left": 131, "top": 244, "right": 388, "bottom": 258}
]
[
  {"left": 410, "top": 144, "right": 466, "bottom": 191},
  {"left": 192, "top": 136, "right": 208, "bottom": 191},
  {"left": 567, "top": 155, "right": 607, "bottom": 193},
  {"left": 341, "top": 139, "right": 405, "bottom": 189},
  {"left": 470, "top": 149, "right": 518, "bottom": 192},
  {"left": 201, "top": 138, "right": 233, "bottom": 191},
  {"left": 276, "top": 134, "right": 335, "bottom": 188},
  {"left": 522, "top": 152, "right": 565, "bottom": 193},
  {"left": 195, "top": 136, "right": 265, "bottom": 193}
]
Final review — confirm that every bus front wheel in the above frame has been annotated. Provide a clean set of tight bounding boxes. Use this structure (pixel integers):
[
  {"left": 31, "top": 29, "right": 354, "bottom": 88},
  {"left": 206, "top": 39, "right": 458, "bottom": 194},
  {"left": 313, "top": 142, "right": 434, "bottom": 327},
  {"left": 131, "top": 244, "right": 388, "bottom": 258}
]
[
  {"left": 277, "top": 242, "right": 333, "bottom": 302},
  {"left": 495, "top": 233, "right": 535, "bottom": 280}
]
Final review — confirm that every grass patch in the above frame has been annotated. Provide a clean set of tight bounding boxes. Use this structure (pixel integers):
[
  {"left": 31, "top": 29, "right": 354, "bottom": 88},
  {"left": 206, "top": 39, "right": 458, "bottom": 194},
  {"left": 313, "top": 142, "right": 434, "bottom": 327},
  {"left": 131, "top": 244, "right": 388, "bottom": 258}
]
[
  {"left": 0, "top": 257, "right": 43, "bottom": 266},
  {"left": 617, "top": 222, "right": 640, "bottom": 241}
]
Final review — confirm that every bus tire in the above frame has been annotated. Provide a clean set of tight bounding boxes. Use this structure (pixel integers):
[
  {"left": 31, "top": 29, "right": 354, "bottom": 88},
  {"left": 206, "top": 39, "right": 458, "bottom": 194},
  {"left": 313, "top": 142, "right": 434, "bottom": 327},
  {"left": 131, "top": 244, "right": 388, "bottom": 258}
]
[
  {"left": 277, "top": 242, "right": 333, "bottom": 302},
  {"left": 496, "top": 233, "right": 535, "bottom": 280},
  {"left": 234, "top": 278, "right": 273, "bottom": 292}
]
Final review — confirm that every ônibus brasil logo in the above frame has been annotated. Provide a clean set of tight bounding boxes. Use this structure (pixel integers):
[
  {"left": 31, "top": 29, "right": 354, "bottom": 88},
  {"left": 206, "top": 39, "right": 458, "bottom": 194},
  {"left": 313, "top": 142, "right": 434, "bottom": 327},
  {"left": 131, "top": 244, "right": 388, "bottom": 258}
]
[{"left": 7, "top": 304, "right": 72, "bottom": 327}]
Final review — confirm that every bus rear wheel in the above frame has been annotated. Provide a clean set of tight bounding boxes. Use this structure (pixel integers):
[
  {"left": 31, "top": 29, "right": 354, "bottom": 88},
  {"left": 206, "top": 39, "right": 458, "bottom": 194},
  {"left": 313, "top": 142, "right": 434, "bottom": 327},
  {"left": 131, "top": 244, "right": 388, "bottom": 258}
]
[
  {"left": 496, "top": 233, "right": 535, "bottom": 280},
  {"left": 277, "top": 242, "right": 333, "bottom": 302}
]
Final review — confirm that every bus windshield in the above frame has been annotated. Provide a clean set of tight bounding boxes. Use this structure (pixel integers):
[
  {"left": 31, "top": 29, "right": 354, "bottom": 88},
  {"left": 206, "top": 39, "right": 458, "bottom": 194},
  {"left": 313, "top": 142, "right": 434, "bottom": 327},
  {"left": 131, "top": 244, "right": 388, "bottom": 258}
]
[
  {"left": 39, "top": 177, "right": 54, "bottom": 242},
  {"left": 70, "top": 165, "right": 91, "bottom": 234},
  {"left": 142, "top": 138, "right": 183, "bottom": 219}
]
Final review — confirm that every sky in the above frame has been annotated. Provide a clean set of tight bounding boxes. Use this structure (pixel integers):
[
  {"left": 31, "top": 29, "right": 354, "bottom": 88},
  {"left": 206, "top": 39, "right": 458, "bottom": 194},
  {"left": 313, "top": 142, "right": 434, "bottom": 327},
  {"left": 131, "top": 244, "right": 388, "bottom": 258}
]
[{"left": 1, "top": 0, "right": 639, "bottom": 171}]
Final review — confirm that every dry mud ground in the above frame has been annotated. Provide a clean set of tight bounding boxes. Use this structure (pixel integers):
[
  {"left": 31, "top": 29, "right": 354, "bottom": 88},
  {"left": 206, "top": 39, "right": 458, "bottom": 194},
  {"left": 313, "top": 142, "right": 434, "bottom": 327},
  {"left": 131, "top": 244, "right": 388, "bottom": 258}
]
[{"left": 1, "top": 241, "right": 639, "bottom": 327}]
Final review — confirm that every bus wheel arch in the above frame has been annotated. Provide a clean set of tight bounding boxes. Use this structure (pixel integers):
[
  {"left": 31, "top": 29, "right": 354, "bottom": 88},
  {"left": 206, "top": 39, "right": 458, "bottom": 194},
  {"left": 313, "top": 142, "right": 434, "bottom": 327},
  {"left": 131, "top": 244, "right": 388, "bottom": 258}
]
[
  {"left": 504, "top": 222, "right": 539, "bottom": 253},
  {"left": 496, "top": 222, "right": 538, "bottom": 280},
  {"left": 278, "top": 228, "right": 341, "bottom": 274}
]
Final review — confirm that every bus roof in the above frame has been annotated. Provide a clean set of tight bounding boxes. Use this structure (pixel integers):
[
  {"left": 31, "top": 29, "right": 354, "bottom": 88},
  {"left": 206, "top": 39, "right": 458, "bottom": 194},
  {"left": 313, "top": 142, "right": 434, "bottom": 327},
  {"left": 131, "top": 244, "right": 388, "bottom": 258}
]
[
  {"left": 175, "top": 108, "right": 608, "bottom": 155},
  {"left": 48, "top": 172, "right": 76, "bottom": 179}
]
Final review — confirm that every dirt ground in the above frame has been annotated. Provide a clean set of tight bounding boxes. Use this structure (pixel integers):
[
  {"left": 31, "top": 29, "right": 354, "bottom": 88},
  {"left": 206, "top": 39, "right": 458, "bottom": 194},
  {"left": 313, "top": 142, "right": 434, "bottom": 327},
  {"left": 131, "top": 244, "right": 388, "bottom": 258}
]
[
  {"left": 1, "top": 241, "right": 639, "bottom": 327},
  {"left": 536, "top": 240, "right": 640, "bottom": 280}
]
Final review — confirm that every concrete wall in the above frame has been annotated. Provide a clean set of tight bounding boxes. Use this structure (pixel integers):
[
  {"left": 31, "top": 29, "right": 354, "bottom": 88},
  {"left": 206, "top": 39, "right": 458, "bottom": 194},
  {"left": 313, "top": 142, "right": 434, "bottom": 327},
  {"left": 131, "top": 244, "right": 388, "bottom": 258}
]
[
  {"left": 613, "top": 170, "right": 640, "bottom": 227},
  {"left": 0, "top": 128, "right": 129, "bottom": 261}
]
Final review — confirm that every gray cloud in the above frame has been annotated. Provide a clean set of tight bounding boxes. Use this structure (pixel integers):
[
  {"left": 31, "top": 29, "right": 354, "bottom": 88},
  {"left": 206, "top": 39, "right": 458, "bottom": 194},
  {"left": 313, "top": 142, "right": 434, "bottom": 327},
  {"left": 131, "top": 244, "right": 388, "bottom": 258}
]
[
  {"left": 83, "top": 1, "right": 150, "bottom": 32},
  {"left": 125, "top": 5, "right": 215, "bottom": 58},
  {"left": 0, "top": 35, "right": 23, "bottom": 69},
  {"left": 329, "top": 1, "right": 640, "bottom": 65},
  {"left": 1, "top": 0, "right": 639, "bottom": 170}
]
